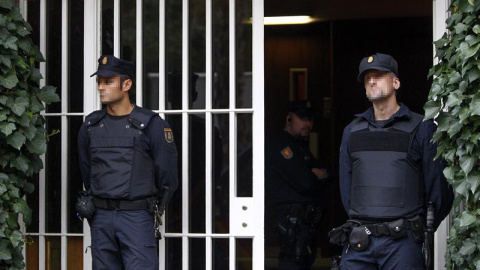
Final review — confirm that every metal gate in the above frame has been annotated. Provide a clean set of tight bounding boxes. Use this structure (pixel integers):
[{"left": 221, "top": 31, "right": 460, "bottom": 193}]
[{"left": 22, "top": 0, "right": 264, "bottom": 269}]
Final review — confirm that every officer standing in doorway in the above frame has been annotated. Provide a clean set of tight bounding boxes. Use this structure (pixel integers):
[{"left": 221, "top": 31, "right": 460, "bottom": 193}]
[
  {"left": 333, "top": 53, "right": 453, "bottom": 269},
  {"left": 77, "top": 55, "right": 178, "bottom": 270},
  {"left": 266, "top": 100, "right": 328, "bottom": 270}
]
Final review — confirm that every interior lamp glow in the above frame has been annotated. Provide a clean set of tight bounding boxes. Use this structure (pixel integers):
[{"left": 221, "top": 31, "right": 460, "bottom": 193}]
[{"left": 263, "top": 16, "right": 317, "bottom": 25}]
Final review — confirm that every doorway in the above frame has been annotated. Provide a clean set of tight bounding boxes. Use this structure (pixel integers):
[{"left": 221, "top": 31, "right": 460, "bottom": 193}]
[{"left": 264, "top": 0, "right": 434, "bottom": 269}]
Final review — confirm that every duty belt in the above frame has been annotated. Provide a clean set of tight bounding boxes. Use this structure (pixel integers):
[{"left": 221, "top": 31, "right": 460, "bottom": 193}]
[
  {"left": 93, "top": 197, "right": 149, "bottom": 210},
  {"left": 361, "top": 217, "right": 423, "bottom": 237}
]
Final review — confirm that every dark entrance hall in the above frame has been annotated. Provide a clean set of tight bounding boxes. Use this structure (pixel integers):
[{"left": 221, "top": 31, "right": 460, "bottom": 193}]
[{"left": 264, "top": 0, "right": 433, "bottom": 268}]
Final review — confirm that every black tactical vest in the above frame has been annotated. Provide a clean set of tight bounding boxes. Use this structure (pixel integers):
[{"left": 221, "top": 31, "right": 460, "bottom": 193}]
[
  {"left": 348, "top": 112, "right": 424, "bottom": 220},
  {"left": 85, "top": 106, "right": 157, "bottom": 200}
]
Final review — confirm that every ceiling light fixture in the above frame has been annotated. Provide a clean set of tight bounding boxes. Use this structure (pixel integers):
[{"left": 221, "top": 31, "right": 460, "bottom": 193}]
[{"left": 263, "top": 15, "right": 317, "bottom": 25}]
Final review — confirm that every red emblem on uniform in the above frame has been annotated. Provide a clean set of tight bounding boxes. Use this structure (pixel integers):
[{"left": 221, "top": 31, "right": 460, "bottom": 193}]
[
  {"left": 164, "top": 128, "right": 174, "bottom": 143},
  {"left": 281, "top": 147, "right": 293, "bottom": 159}
]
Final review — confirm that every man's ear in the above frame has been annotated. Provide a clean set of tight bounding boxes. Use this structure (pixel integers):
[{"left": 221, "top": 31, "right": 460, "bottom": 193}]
[
  {"left": 393, "top": 77, "right": 400, "bottom": 90},
  {"left": 123, "top": 79, "right": 132, "bottom": 92}
]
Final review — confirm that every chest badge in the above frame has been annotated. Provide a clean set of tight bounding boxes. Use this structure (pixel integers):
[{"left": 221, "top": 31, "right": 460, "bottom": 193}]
[
  {"left": 281, "top": 147, "right": 293, "bottom": 159},
  {"left": 164, "top": 128, "right": 174, "bottom": 143}
]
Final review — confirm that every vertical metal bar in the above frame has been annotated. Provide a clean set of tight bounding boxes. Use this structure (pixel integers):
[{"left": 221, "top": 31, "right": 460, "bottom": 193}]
[
  {"left": 228, "top": 0, "right": 236, "bottom": 268},
  {"left": 84, "top": 0, "right": 100, "bottom": 114},
  {"left": 113, "top": 0, "right": 120, "bottom": 56},
  {"left": 205, "top": 0, "right": 213, "bottom": 268},
  {"left": 182, "top": 1, "right": 189, "bottom": 269},
  {"left": 39, "top": 0, "right": 47, "bottom": 269},
  {"left": 61, "top": 1, "right": 69, "bottom": 269},
  {"left": 158, "top": 0, "right": 166, "bottom": 116},
  {"left": 229, "top": 236, "right": 236, "bottom": 270},
  {"left": 158, "top": 0, "right": 167, "bottom": 265},
  {"left": 251, "top": 0, "right": 265, "bottom": 269},
  {"left": 136, "top": 0, "right": 143, "bottom": 106}
]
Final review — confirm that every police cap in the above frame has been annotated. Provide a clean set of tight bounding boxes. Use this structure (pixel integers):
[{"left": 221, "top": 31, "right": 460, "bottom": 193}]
[
  {"left": 357, "top": 53, "right": 398, "bottom": 82},
  {"left": 90, "top": 55, "right": 134, "bottom": 78},
  {"left": 288, "top": 100, "right": 313, "bottom": 119}
]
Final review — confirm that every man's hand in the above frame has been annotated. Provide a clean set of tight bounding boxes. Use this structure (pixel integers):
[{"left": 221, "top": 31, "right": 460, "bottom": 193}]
[{"left": 312, "top": 168, "right": 328, "bottom": 180}]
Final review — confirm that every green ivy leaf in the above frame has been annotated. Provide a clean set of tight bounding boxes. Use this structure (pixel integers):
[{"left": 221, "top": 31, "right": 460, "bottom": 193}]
[
  {"left": 0, "top": 122, "right": 16, "bottom": 136},
  {"left": 473, "top": 24, "right": 480, "bottom": 34},
  {"left": 447, "top": 120, "right": 462, "bottom": 137},
  {"left": 2, "top": 35, "right": 18, "bottom": 50},
  {"left": 459, "top": 239, "right": 476, "bottom": 255},
  {"left": 7, "top": 97, "right": 29, "bottom": 116},
  {"left": 23, "top": 182, "right": 34, "bottom": 194},
  {"left": 0, "top": 0, "right": 13, "bottom": 9},
  {"left": 30, "top": 67, "right": 42, "bottom": 82},
  {"left": 460, "top": 211, "right": 476, "bottom": 227},
  {"left": 6, "top": 131, "right": 26, "bottom": 150},
  {"left": 455, "top": 180, "right": 468, "bottom": 195},
  {"left": 0, "top": 54, "right": 11, "bottom": 68},
  {"left": 12, "top": 199, "right": 30, "bottom": 217},
  {"left": 25, "top": 132, "right": 46, "bottom": 155},
  {"left": 37, "top": 85, "right": 59, "bottom": 104},
  {"left": 467, "top": 174, "right": 480, "bottom": 194},
  {"left": 10, "top": 155, "right": 29, "bottom": 173},
  {"left": 460, "top": 155, "right": 475, "bottom": 175},
  {"left": 470, "top": 93, "right": 480, "bottom": 115},
  {"left": 0, "top": 240, "right": 12, "bottom": 260},
  {"left": 465, "top": 34, "right": 480, "bottom": 46},
  {"left": 444, "top": 166, "right": 456, "bottom": 180},
  {"left": 424, "top": 100, "right": 441, "bottom": 120},
  {"left": 467, "top": 67, "right": 480, "bottom": 83},
  {"left": 9, "top": 230, "right": 22, "bottom": 248},
  {"left": 0, "top": 95, "right": 7, "bottom": 105},
  {"left": 0, "top": 73, "right": 19, "bottom": 89}
]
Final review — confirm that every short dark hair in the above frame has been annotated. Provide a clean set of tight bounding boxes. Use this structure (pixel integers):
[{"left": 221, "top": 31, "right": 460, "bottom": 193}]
[{"left": 119, "top": 74, "right": 135, "bottom": 101}]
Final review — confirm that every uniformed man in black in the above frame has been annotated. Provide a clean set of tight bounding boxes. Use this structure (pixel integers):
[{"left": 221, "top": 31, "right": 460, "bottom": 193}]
[
  {"left": 266, "top": 100, "right": 328, "bottom": 270},
  {"left": 77, "top": 55, "right": 178, "bottom": 270},
  {"left": 336, "top": 53, "right": 453, "bottom": 269}
]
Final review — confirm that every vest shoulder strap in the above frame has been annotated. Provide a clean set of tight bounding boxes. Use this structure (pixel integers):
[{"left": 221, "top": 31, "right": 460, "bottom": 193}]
[
  {"left": 85, "top": 109, "right": 107, "bottom": 127},
  {"left": 128, "top": 106, "right": 157, "bottom": 130},
  {"left": 350, "top": 117, "right": 368, "bottom": 133}
]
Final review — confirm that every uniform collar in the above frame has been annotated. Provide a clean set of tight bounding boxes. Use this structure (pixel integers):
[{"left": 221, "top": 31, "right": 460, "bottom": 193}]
[{"left": 354, "top": 102, "right": 412, "bottom": 127}]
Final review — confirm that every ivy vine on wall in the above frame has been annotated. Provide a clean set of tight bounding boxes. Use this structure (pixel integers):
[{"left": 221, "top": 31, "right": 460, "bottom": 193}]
[
  {"left": 424, "top": 0, "right": 480, "bottom": 269},
  {"left": 0, "top": 1, "right": 59, "bottom": 269}
]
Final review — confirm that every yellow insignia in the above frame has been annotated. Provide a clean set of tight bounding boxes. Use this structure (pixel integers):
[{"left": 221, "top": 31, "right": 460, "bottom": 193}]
[
  {"left": 281, "top": 147, "right": 293, "bottom": 159},
  {"left": 164, "top": 128, "right": 174, "bottom": 143},
  {"left": 102, "top": 56, "right": 108, "bottom": 65},
  {"left": 367, "top": 56, "right": 374, "bottom": 63}
]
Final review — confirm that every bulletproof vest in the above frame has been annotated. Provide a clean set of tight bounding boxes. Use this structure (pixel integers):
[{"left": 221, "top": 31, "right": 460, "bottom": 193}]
[
  {"left": 86, "top": 107, "right": 157, "bottom": 200},
  {"left": 348, "top": 112, "right": 424, "bottom": 220}
]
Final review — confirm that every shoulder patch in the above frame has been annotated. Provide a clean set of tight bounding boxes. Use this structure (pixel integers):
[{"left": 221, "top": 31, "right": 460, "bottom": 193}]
[
  {"left": 164, "top": 128, "right": 174, "bottom": 143},
  {"left": 280, "top": 147, "right": 293, "bottom": 159}
]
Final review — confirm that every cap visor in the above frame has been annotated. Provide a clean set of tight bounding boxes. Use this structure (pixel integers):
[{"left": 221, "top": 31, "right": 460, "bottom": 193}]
[
  {"left": 357, "top": 67, "right": 393, "bottom": 82},
  {"left": 90, "top": 70, "right": 120, "bottom": 77}
]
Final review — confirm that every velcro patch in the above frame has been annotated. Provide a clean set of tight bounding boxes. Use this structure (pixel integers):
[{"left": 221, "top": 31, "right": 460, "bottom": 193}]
[
  {"left": 164, "top": 128, "right": 174, "bottom": 143},
  {"left": 281, "top": 147, "right": 293, "bottom": 159}
]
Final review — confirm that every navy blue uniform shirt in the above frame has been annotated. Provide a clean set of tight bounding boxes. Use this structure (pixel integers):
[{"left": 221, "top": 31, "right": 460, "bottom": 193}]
[
  {"left": 266, "top": 130, "right": 326, "bottom": 206},
  {"left": 339, "top": 103, "right": 453, "bottom": 230}
]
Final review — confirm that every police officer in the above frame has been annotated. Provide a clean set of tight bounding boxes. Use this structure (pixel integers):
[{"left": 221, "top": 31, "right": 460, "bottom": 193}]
[
  {"left": 77, "top": 55, "right": 178, "bottom": 270},
  {"left": 337, "top": 53, "right": 453, "bottom": 269},
  {"left": 266, "top": 100, "right": 328, "bottom": 270}
]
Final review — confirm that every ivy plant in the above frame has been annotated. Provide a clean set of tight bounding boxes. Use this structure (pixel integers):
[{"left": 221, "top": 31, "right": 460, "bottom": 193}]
[
  {"left": 424, "top": 0, "right": 480, "bottom": 269},
  {"left": 0, "top": 1, "right": 59, "bottom": 269}
]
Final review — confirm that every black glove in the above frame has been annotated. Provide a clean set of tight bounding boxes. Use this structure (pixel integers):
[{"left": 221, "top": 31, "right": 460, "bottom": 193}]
[{"left": 75, "top": 191, "right": 96, "bottom": 220}]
